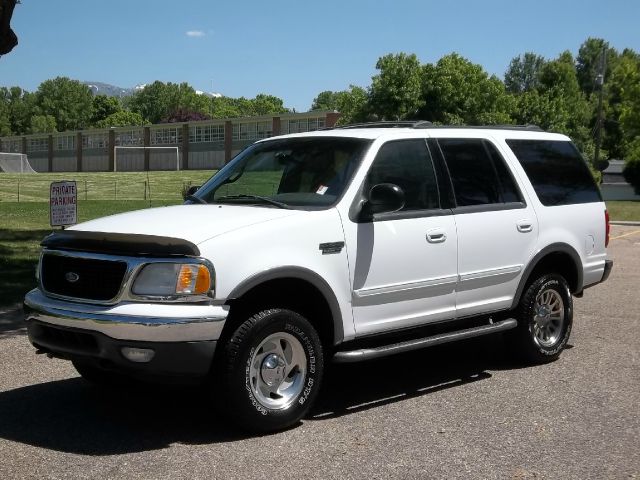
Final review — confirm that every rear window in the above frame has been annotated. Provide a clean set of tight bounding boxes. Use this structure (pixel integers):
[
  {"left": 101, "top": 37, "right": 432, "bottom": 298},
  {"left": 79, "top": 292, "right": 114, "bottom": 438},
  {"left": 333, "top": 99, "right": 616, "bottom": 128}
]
[{"left": 506, "top": 140, "right": 602, "bottom": 206}]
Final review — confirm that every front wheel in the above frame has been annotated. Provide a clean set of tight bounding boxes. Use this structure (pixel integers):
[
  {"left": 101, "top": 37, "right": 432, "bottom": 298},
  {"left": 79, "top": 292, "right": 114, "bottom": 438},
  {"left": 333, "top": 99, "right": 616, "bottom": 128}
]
[
  {"left": 215, "top": 309, "right": 324, "bottom": 432},
  {"left": 510, "top": 273, "right": 573, "bottom": 364}
]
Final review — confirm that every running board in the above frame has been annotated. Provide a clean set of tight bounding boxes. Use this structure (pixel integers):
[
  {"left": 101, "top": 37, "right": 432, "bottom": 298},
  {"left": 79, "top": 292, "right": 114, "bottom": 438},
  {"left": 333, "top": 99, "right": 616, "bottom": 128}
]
[{"left": 333, "top": 318, "right": 518, "bottom": 363}]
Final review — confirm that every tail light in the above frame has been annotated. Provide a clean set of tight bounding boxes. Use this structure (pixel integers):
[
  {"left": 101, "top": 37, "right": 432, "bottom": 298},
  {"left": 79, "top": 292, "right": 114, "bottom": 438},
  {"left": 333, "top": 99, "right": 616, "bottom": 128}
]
[{"left": 605, "top": 210, "right": 610, "bottom": 247}]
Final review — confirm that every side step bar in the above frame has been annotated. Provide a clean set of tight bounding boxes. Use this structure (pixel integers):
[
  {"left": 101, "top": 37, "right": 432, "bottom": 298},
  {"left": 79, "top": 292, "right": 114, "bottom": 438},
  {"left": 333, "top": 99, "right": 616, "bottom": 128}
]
[{"left": 333, "top": 318, "right": 518, "bottom": 363}]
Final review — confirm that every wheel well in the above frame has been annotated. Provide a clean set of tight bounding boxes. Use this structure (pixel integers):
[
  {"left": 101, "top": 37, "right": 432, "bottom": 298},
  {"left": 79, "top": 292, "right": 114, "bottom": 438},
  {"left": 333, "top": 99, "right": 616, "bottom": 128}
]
[
  {"left": 527, "top": 251, "right": 580, "bottom": 293},
  {"left": 222, "top": 278, "right": 335, "bottom": 350}
]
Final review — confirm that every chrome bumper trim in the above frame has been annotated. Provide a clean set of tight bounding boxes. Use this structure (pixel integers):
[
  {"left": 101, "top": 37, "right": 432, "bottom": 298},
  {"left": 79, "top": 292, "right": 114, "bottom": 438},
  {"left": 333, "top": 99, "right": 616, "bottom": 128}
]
[{"left": 24, "top": 289, "right": 228, "bottom": 342}]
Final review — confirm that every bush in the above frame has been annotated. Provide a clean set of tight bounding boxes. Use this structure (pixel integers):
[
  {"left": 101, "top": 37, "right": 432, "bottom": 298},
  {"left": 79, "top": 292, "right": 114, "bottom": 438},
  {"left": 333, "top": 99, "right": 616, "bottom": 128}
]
[{"left": 623, "top": 140, "right": 640, "bottom": 194}]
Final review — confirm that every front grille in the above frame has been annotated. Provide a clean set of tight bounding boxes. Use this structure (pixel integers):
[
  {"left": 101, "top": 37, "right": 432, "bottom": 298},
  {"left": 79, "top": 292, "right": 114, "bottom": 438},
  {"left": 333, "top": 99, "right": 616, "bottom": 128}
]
[
  {"left": 31, "top": 323, "right": 99, "bottom": 355},
  {"left": 41, "top": 253, "right": 127, "bottom": 301}
]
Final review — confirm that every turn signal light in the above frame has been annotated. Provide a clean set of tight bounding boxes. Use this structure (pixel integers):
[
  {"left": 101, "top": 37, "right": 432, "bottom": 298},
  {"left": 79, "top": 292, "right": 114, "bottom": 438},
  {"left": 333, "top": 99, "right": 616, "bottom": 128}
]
[{"left": 176, "top": 264, "right": 211, "bottom": 294}]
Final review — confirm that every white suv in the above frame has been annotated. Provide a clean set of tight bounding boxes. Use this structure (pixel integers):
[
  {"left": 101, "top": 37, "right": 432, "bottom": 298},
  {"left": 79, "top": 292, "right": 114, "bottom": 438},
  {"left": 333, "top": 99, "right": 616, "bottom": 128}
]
[{"left": 24, "top": 122, "right": 613, "bottom": 432}]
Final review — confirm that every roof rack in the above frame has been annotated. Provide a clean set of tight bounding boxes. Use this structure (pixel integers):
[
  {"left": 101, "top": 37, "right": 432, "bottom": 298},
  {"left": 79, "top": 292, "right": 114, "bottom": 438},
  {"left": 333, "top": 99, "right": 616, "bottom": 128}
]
[
  {"left": 327, "top": 121, "right": 543, "bottom": 132},
  {"left": 330, "top": 121, "right": 434, "bottom": 130}
]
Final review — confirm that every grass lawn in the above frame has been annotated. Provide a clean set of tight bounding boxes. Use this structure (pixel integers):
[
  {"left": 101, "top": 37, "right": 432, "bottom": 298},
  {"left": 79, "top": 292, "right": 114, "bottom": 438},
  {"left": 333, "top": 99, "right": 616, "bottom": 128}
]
[
  {"left": 606, "top": 201, "right": 640, "bottom": 222},
  {"left": 1, "top": 170, "right": 218, "bottom": 306},
  {"left": 0, "top": 199, "right": 182, "bottom": 307},
  {"left": 0, "top": 170, "right": 215, "bottom": 202}
]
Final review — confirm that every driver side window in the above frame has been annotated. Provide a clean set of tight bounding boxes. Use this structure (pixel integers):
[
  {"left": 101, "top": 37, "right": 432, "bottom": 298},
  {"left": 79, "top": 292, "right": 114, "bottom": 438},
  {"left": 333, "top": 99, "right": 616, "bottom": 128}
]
[{"left": 365, "top": 139, "right": 440, "bottom": 211}]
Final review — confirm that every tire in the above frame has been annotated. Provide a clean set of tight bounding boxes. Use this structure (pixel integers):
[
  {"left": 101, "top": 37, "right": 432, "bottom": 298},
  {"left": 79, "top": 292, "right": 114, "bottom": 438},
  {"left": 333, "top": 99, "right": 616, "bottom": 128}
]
[
  {"left": 215, "top": 309, "right": 324, "bottom": 432},
  {"left": 510, "top": 273, "right": 573, "bottom": 364}
]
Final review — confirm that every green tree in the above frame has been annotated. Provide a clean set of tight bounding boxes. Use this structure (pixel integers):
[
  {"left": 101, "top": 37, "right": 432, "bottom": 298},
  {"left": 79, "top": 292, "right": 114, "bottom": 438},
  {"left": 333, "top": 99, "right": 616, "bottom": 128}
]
[
  {"left": 334, "top": 86, "right": 369, "bottom": 125},
  {"left": 0, "top": 96, "right": 10, "bottom": 136},
  {"left": 369, "top": 53, "right": 424, "bottom": 120},
  {"left": 250, "top": 94, "right": 289, "bottom": 116},
  {"left": 28, "top": 114, "right": 57, "bottom": 134},
  {"left": 311, "top": 90, "right": 340, "bottom": 111},
  {"left": 420, "top": 53, "right": 514, "bottom": 125},
  {"left": 504, "top": 53, "right": 546, "bottom": 94},
  {"left": 523, "top": 51, "right": 593, "bottom": 152},
  {"left": 0, "top": 86, "right": 36, "bottom": 135},
  {"left": 127, "top": 81, "right": 210, "bottom": 124},
  {"left": 90, "top": 95, "right": 122, "bottom": 126},
  {"left": 95, "top": 110, "right": 147, "bottom": 128},
  {"left": 623, "top": 140, "right": 640, "bottom": 193},
  {"left": 576, "top": 38, "right": 619, "bottom": 96},
  {"left": 35, "top": 77, "right": 94, "bottom": 131}
]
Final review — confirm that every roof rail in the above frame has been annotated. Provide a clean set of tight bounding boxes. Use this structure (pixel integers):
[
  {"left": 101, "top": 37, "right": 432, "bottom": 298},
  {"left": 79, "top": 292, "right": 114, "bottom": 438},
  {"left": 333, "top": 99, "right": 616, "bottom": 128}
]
[
  {"left": 329, "top": 121, "right": 434, "bottom": 130},
  {"left": 427, "top": 124, "right": 544, "bottom": 132},
  {"left": 326, "top": 121, "right": 544, "bottom": 132}
]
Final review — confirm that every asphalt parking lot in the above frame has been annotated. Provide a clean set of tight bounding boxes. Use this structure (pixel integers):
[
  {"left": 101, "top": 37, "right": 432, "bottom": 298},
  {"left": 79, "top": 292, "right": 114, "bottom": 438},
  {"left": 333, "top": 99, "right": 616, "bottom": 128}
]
[{"left": 0, "top": 225, "right": 638, "bottom": 479}]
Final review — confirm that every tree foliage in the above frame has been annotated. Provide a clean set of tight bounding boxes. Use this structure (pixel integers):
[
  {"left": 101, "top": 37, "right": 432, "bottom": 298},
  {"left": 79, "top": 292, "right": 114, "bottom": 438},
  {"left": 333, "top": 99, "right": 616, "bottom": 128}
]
[
  {"left": 504, "top": 53, "right": 546, "bottom": 94},
  {"left": 126, "top": 81, "right": 210, "bottom": 124},
  {"left": 95, "top": 110, "right": 147, "bottom": 128},
  {"left": 420, "top": 53, "right": 513, "bottom": 125},
  {"left": 29, "top": 114, "right": 57, "bottom": 134},
  {"left": 90, "top": 95, "right": 122, "bottom": 127},
  {"left": 35, "top": 77, "right": 94, "bottom": 131},
  {"left": 369, "top": 53, "right": 423, "bottom": 120}
]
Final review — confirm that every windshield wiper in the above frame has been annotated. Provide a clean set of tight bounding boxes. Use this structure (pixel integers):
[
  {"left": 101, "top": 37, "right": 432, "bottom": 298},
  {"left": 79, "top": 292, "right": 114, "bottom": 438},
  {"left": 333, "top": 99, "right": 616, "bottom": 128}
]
[
  {"left": 185, "top": 194, "right": 208, "bottom": 204},
  {"left": 215, "top": 194, "right": 291, "bottom": 209}
]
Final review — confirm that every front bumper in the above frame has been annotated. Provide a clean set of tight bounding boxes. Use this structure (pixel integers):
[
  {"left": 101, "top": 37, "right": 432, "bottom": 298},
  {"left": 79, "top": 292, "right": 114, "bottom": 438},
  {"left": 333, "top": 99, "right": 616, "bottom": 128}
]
[{"left": 24, "top": 288, "right": 229, "bottom": 377}]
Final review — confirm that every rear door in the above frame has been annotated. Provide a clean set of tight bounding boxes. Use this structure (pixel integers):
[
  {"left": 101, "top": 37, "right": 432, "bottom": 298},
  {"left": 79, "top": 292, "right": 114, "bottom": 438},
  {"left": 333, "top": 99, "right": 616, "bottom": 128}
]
[{"left": 434, "top": 137, "right": 539, "bottom": 317}]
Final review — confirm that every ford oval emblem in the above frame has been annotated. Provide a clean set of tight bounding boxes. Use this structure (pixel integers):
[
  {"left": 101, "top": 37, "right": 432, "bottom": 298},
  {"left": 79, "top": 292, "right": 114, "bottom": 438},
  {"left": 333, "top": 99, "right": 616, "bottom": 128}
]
[{"left": 65, "top": 272, "right": 80, "bottom": 283}]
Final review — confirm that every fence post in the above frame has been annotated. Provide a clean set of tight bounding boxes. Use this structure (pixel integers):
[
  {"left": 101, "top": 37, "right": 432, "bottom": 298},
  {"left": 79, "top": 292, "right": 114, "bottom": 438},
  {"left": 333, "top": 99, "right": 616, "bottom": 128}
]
[
  {"left": 47, "top": 134, "right": 54, "bottom": 172},
  {"left": 144, "top": 127, "right": 151, "bottom": 171},
  {"left": 108, "top": 129, "right": 116, "bottom": 172},
  {"left": 77, "top": 132, "right": 83, "bottom": 172},
  {"left": 224, "top": 121, "right": 233, "bottom": 164},
  {"left": 182, "top": 123, "right": 189, "bottom": 170}
]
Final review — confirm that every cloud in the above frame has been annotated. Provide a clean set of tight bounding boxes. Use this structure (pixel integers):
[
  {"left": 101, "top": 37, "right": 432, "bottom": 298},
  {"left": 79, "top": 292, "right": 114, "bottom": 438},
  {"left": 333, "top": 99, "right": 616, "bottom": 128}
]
[{"left": 186, "top": 30, "right": 206, "bottom": 38}]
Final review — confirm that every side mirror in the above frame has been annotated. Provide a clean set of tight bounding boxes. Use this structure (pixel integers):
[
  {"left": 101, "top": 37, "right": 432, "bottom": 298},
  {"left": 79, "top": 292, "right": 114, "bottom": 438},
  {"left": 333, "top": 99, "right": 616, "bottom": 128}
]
[
  {"left": 360, "top": 183, "right": 405, "bottom": 220},
  {"left": 183, "top": 185, "right": 201, "bottom": 200}
]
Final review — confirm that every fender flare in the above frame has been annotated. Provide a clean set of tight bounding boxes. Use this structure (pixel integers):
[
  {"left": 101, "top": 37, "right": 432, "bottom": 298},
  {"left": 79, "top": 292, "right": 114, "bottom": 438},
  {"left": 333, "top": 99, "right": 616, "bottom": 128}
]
[
  {"left": 511, "top": 243, "right": 583, "bottom": 309},
  {"left": 227, "top": 267, "right": 344, "bottom": 345}
]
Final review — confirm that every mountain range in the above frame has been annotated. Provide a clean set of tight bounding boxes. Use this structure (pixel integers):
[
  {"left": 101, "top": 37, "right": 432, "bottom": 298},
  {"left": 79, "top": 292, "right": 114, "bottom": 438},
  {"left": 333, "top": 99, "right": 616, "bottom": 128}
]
[{"left": 82, "top": 81, "right": 222, "bottom": 98}]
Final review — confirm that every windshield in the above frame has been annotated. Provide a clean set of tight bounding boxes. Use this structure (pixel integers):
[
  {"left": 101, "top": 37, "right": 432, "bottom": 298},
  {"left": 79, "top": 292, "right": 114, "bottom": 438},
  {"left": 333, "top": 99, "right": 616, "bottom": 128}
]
[{"left": 190, "top": 137, "right": 372, "bottom": 209}]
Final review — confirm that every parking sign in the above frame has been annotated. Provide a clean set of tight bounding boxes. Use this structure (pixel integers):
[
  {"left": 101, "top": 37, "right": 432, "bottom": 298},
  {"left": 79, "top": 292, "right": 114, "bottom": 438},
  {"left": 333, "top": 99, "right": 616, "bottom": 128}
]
[{"left": 50, "top": 181, "right": 77, "bottom": 227}]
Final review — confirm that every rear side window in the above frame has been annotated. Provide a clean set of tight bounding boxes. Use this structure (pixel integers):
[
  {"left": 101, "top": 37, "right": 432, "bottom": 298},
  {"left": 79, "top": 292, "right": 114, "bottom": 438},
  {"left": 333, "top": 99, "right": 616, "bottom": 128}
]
[
  {"left": 506, "top": 140, "right": 602, "bottom": 206},
  {"left": 438, "top": 139, "right": 522, "bottom": 207}
]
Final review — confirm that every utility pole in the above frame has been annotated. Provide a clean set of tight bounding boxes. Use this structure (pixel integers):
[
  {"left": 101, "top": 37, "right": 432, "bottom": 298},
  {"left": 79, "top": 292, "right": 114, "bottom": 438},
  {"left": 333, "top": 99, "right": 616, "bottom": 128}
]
[{"left": 594, "top": 47, "right": 607, "bottom": 167}]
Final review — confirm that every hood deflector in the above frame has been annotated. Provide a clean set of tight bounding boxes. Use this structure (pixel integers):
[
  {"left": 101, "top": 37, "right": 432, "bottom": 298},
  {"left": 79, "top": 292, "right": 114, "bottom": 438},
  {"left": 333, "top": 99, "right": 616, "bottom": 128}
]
[{"left": 41, "top": 230, "right": 200, "bottom": 257}]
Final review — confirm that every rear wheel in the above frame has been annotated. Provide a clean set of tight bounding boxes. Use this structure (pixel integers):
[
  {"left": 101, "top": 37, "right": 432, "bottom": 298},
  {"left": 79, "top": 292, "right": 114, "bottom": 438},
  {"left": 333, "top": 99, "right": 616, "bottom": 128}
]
[
  {"left": 214, "top": 309, "right": 324, "bottom": 432},
  {"left": 510, "top": 273, "right": 573, "bottom": 363}
]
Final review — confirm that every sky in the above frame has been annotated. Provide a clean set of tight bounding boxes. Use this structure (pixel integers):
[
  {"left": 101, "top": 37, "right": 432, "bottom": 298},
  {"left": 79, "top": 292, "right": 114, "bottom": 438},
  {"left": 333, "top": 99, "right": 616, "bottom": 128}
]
[{"left": 1, "top": 0, "right": 639, "bottom": 112}]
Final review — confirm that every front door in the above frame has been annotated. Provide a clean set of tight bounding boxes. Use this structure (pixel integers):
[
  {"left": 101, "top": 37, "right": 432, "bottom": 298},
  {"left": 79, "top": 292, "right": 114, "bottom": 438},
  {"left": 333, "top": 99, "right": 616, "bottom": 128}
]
[{"left": 344, "top": 139, "right": 459, "bottom": 337}]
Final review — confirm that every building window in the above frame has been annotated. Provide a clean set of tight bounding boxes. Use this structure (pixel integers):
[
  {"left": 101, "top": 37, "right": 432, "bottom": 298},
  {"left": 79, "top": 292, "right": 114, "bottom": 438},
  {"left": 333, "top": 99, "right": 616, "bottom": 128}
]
[
  {"left": 189, "top": 124, "right": 224, "bottom": 143},
  {"left": 82, "top": 133, "right": 109, "bottom": 149},
  {"left": 151, "top": 127, "right": 182, "bottom": 145},
  {"left": 27, "top": 137, "right": 49, "bottom": 153},
  {"left": 115, "top": 129, "right": 144, "bottom": 146},
  {"left": 54, "top": 135, "right": 75, "bottom": 151}
]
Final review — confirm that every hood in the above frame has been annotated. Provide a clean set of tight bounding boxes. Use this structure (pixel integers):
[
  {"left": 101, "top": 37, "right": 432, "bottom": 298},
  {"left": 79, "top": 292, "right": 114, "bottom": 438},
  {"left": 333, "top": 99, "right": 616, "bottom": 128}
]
[{"left": 70, "top": 204, "right": 303, "bottom": 245}]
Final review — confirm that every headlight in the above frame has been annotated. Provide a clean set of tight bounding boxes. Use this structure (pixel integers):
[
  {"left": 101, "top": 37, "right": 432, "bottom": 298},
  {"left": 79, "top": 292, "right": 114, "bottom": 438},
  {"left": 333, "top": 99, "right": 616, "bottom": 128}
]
[{"left": 132, "top": 262, "right": 212, "bottom": 297}]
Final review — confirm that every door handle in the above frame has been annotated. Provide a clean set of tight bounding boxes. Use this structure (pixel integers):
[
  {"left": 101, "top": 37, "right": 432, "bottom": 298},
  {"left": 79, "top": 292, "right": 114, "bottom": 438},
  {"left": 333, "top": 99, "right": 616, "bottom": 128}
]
[
  {"left": 426, "top": 229, "right": 447, "bottom": 243},
  {"left": 517, "top": 220, "right": 534, "bottom": 233}
]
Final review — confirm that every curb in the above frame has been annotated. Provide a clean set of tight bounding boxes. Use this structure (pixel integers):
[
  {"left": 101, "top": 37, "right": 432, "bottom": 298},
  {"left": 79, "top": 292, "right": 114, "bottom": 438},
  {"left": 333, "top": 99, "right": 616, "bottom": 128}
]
[{"left": 610, "top": 221, "right": 640, "bottom": 226}]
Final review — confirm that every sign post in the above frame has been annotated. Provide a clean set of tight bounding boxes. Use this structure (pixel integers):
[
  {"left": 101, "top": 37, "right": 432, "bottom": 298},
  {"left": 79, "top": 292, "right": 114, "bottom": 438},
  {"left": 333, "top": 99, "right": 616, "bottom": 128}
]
[{"left": 50, "top": 181, "right": 77, "bottom": 228}]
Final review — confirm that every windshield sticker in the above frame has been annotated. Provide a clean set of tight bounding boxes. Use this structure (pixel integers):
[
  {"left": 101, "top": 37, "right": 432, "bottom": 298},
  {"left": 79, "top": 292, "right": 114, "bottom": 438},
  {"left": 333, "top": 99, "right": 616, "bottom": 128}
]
[{"left": 316, "top": 185, "right": 329, "bottom": 195}]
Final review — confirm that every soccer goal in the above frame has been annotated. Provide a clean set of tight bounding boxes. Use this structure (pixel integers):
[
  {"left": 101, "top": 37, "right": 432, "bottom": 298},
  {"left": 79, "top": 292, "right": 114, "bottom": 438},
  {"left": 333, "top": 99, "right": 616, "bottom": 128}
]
[
  {"left": 0, "top": 153, "right": 37, "bottom": 173},
  {"left": 113, "top": 146, "right": 180, "bottom": 172}
]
